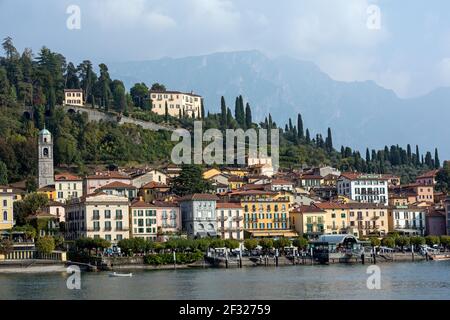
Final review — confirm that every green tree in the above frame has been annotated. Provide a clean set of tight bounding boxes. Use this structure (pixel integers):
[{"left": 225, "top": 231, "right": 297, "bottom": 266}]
[
  {"left": 292, "top": 237, "right": 308, "bottom": 249},
  {"left": 96, "top": 63, "right": 112, "bottom": 109},
  {"left": 434, "top": 148, "right": 440, "bottom": 168},
  {"left": 130, "top": 82, "right": 149, "bottom": 109},
  {"left": 381, "top": 237, "right": 395, "bottom": 248},
  {"left": 36, "top": 236, "right": 55, "bottom": 254},
  {"left": 273, "top": 237, "right": 292, "bottom": 250},
  {"left": 244, "top": 239, "right": 258, "bottom": 251},
  {"left": 258, "top": 238, "right": 273, "bottom": 252},
  {"left": 425, "top": 235, "right": 440, "bottom": 246},
  {"left": 410, "top": 236, "right": 425, "bottom": 248},
  {"left": 151, "top": 83, "right": 166, "bottom": 91},
  {"left": 439, "top": 236, "right": 450, "bottom": 250},
  {"left": 111, "top": 80, "right": 127, "bottom": 113},
  {"left": 0, "top": 239, "right": 13, "bottom": 255},
  {"left": 245, "top": 102, "right": 252, "bottom": 129},
  {"left": 171, "top": 164, "right": 212, "bottom": 196},
  {"left": 395, "top": 236, "right": 410, "bottom": 251},
  {"left": 0, "top": 160, "right": 8, "bottom": 185},
  {"left": 369, "top": 237, "right": 381, "bottom": 247}
]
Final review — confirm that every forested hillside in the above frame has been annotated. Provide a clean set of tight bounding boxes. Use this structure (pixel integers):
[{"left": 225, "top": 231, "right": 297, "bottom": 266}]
[{"left": 0, "top": 37, "right": 441, "bottom": 188}]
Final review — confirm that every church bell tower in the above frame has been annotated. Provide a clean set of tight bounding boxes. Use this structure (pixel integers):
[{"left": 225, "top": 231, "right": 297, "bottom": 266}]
[{"left": 38, "top": 128, "right": 54, "bottom": 188}]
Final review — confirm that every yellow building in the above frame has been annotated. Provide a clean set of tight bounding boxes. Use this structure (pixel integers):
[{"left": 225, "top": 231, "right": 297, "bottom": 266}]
[
  {"left": 37, "top": 185, "right": 56, "bottom": 201},
  {"left": 222, "top": 167, "right": 248, "bottom": 177},
  {"left": 63, "top": 89, "right": 84, "bottom": 106},
  {"left": 290, "top": 205, "right": 326, "bottom": 239},
  {"left": 315, "top": 202, "right": 349, "bottom": 235},
  {"left": 203, "top": 168, "right": 222, "bottom": 180},
  {"left": 228, "top": 176, "right": 245, "bottom": 190},
  {"left": 0, "top": 186, "right": 15, "bottom": 230},
  {"left": 346, "top": 203, "right": 389, "bottom": 238},
  {"left": 149, "top": 90, "right": 202, "bottom": 118},
  {"left": 229, "top": 190, "right": 297, "bottom": 238}
]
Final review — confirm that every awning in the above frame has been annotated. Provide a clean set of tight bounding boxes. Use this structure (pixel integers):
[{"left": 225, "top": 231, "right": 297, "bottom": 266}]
[
  {"left": 196, "top": 231, "right": 208, "bottom": 238},
  {"left": 207, "top": 231, "right": 218, "bottom": 237},
  {"left": 248, "top": 230, "right": 299, "bottom": 238}
]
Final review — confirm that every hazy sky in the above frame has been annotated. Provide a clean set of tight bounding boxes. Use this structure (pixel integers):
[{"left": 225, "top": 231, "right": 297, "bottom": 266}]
[{"left": 1, "top": 0, "right": 450, "bottom": 98}]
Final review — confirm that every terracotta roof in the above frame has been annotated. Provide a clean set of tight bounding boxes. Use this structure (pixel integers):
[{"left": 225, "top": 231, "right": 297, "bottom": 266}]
[
  {"left": 315, "top": 202, "right": 348, "bottom": 210},
  {"left": 86, "top": 171, "right": 130, "bottom": 180},
  {"left": 130, "top": 199, "right": 153, "bottom": 208},
  {"left": 229, "top": 190, "right": 278, "bottom": 196},
  {"left": 271, "top": 179, "right": 294, "bottom": 185},
  {"left": 141, "top": 181, "right": 169, "bottom": 189},
  {"left": 291, "top": 205, "right": 326, "bottom": 214},
  {"left": 416, "top": 169, "right": 439, "bottom": 179},
  {"left": 55, "top": 173, "right": 82, "bottom": 181},
  {"left": 216, "top": 202, "right": 242, "bottom": 209},
  {"left": 151, "top": 200, "right": 179, "bottom": 208},
  {"left": 98, "top": 181, "right": 136, "bottom": 190},
  {"left": 179, "top": 193, "right": 219, "bottom": 201},
  {"left": 64, "top": 88, "right": 82, "bottom": 92},
  {"left": 38, "top": 185, "right": 55, "bottom": 192},
  {"left": 300, "top": 174, "right": 323, "bottom": 179}
]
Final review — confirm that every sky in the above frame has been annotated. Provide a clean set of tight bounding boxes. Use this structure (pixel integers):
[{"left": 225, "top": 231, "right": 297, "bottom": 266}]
[{"left": 1, "top": 0, "right": 450, "bottom": 98}]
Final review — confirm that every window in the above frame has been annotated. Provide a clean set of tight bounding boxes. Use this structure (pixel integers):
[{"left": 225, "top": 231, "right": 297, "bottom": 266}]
[
  {"left": 93, "top": 210, "right": 100, "bottom": 220},
  {"left": 105, "top": 221, "right": 111, "bottom": 231},
  {"left": 3, "top": 211, "right": 7, "bottom": 221},
  {"left": 105, "top": 234, "right": 111, "bottom": 241},
  {"left": 116, "top": 210, "right": 123, "bottom": 219},
  {"left": 105, "top": 210, "right": 111, "bottom": 219},
  {"left": 116, "top": 221, "right": 123, "bottom": 231},
  {"left": 3, "top": 200, "right": 7, "bottom": 207}
]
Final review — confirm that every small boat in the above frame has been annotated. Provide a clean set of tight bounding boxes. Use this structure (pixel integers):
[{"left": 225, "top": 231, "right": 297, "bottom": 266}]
[
  {"left": 429, "top": 254, "right": 450, "bottom": 261},
  {"left": 109, "top": 272, "right": 133, "bottom": 277}
]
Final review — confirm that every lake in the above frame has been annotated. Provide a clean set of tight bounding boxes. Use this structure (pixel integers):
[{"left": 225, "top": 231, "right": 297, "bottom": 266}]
[{"left": 0, "top": 261, "right": 449, "bottom": 300}]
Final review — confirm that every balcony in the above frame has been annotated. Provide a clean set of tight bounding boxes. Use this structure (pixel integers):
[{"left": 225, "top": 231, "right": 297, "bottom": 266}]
[
  {"left": 233, "top": 216, "right": 244, "bottom": 221},
  {"left": 115, "top": 216, "right": 123, "bottom": 220}
]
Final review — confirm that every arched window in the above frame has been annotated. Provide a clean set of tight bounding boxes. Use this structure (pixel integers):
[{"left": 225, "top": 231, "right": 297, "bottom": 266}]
[
  {"left": 3, "top": 211, "right": 7, "bottom": 221},
  {"left": 43, "top": 148, "right": 49, "bottom": 157}
]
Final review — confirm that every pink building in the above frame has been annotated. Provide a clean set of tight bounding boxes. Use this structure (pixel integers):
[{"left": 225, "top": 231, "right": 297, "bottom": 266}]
[
  {"left": 416, "top": 170, "right": 439, "bottom": 186},
  {"left": 425, "top": 209, "right": 446, "bottom": 236}
]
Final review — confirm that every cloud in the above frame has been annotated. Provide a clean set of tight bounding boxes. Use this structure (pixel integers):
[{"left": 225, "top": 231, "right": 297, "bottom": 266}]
[{"left": 87, "top": 0, "right": 176, "bottom": 31}]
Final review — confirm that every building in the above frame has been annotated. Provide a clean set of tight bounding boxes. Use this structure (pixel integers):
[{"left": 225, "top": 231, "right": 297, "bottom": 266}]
[
  {"left": 298, "top": 174, "right": 323, "bottom": 190},
  {"left": 346, "top": 203, "right": 389, "bottom": 238},
  {"left": 416, "top": 169, "right": 439, "bottom": 186},
  {"left": 38, "top": 128, "right": 54, "bottom": 189},
  {"left": 44, "top": 201, "right": 66, "bottom": 222},
  {"left": 314, "top": 202, "right": 349, "bottom": 235},
  {"left": 426, "top": 208, "right": 446, "bottom": 236},
  {"left": 230, "top": 190, "right": 297, "bottom": 238},
  {"left": 270, "top": 179, "right": 294, "bottom": 192},
  {"left": 248, "top": 163, "right": 274, "bottom": 178},
  {"left": 129, "top": 199, "right": 158, "bottom": 241},
  {"left": 130, "top": 168, "right": 168, "bottom": 188},
  {"left": 55, "top": 173, "right": 83, "bottom": 203},
  {"left": 153, "top": 201, "right": 182, "bottom": 241},
  {"left": 84, "top": 171, "right": 131, "bottom": 195},
  {"left": 98, "top": 181, "right": 137, "bottom": 200},
  {"left": 390, "top": 184, "right": 434, "bottom": 204},
  {"left": 149, "top": 90, "right": 202, "bottom": 118},
  {"left": 180, "top": 194, "right": 219, "bottom": 238},
  {"left": 65, "top": 193, "right": 130, "bottom": 244},
  {"left": 445, "top": 197, "right": 450, "bottom": 235},
  {"left": 37, "top": 185, "right": 56, "bottom": 201},
  {"left": 0, "top": 187, "right": 15, "bottom": 230},
  {"left": 63, "top": 89, "right": 84, "bottom": 106},
  {"left": 388, "top": 205, "right": 426, "bottom": 236},
  {"left": 337, "top": 173, "right": 389, "bottom": 205},
  {"left": 290, "top": 205, "right": 326, "bottom": 239},
  {"left": 216, "top": 202, "right": 244, "bottom": 240},
  {"left": 139, "top": 181, "right": 171, "bottom": 202}
]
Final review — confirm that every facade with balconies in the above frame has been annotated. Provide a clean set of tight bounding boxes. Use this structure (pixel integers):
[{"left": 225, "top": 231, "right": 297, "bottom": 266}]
[
  {"left": 180, "top": 194, "right": 219, "bottom": 238},
  {"left": 337, "top": 173, "right": 389, "bottom": 205},
  {"left": 65, "top": 193, "right": 130, "bottom": 244},
  {"left": 216, "top": 202, "right": 244, "bottom": 240},
  {"left": 149, "top": 90, "right": 202, "bottom": 118},
  {"left": 388, "top": 205, "right": 426, "bottom": 236}
]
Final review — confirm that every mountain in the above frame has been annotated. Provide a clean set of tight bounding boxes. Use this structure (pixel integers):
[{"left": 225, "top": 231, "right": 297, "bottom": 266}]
[{"left": 108, "top": 50, "right": 450, "bottom": 159}]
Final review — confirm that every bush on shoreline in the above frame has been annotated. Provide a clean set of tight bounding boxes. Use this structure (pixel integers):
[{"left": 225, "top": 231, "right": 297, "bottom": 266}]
[{"left": 144, "top": 251, "right": 204, "bottom": 266}]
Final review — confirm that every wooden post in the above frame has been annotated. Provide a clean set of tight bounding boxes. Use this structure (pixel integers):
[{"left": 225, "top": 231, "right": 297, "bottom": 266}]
[
  {"left": 411, "top": 244, "right": 414, "bottom": 261},
  {"left": 173, "top": 251, "right": 176, "bottom": 269}
]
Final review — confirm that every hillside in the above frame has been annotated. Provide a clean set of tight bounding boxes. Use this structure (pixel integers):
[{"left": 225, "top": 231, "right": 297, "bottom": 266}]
[{"left": 108, "top": 50, "right": 450, "bottom": 159}]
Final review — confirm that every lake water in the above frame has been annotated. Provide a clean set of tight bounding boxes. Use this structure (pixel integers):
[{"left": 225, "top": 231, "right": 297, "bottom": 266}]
[{"left": 0, "top": 261, "right": 449, "bottom": 300}]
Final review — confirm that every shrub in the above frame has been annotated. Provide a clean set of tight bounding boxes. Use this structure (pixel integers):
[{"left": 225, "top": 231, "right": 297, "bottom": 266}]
[
  {"left": 224, "top": 239, "right": 240, "bottom": 249},
  {"left": 368, "top": 237, "right": 381, "bottom": 247},
  {"left": 440, "top": 236, "right": 450, "bottom": 250},
  {"left": 36, "top": 236, "right": 55, "bottom": 254},
  {"left": 0, "top": 239, "right": 13, "bottom": 255},
  {"left": 259, "top": 238, "right": 273, "bottom": 251},
  {"left": 144, "top": 251, "right": 204, "bottom": 265},
  {"left": 425, "top": 235, "right": 440, "bottom": 246},
  {"left": 273, "top": 237, "right": 292, "bottom": 249},
  {"left": 410, "top": 236, "right": 425, "bottom": 247},
  {"left": 395, "top": 236, "right": 410, "bottom": 250}
]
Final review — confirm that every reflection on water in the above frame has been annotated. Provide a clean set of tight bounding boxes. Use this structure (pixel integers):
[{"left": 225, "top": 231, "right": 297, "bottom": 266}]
[{"left": 0, "top": 261, "right": 449, "bottom": 300}]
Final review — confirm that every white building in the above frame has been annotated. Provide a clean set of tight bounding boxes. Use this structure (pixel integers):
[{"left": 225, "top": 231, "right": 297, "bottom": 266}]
[
  {"left": 445, "top": 197, "right": 450, "bottom": 235},
  {"left": 389, "top": 205, "right": 426, "bottom": 236},
  {"left": 55, "top": 173, "right": 83, "bottom": 203},
  {"left": 180, "top": 194, "right": 218, "bottom": 238},
  {"left": 65, "top": 193, "right": 130, "bottom": 244},
  {"left": 216, "top": 203, "right": 244, "bottom": 240},
  {"left": 337, "top": 173, "right": 389, "bottom": 205}
]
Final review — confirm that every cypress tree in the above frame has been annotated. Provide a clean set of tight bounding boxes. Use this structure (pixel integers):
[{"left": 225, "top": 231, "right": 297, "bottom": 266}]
[
  {"left": 220, "top": 96, "right": 227, "bottom": 128},
  {"left": 341, "top": 146, "right": 345, "bottom": 157},
  {"left": 305, "top": 129, "right": 310, "bottom": 143},
  {"left": 366, "top": 148, "right": 370, "bottom": 163},
  {"left": 226, "top": 108, "right": 233, "bottom": 128},
  {"left": 288, "top": 118, "right": 293, "bottom": 132},
  {"left": 245, "top": 103, "right": 252, "bottom": 129},
  {"left": 435, "top": 148, "right": 440, "bottom": 168},
  {"left": 416, "top": 145, "right": 420, "bottom": 164},
  {"left": 326, "top": 127, "right": 333, "bottom": 152},
  {"left": 297, "top": 113, "right": 304, "bottom": 139},
  {"left": 200, "top": 99, "right": 205, "bottom": 119},
  {"left": 164, "top": 101, "right": 168, "bottom": 122},
  {"left": 407, "top": 144, "right": 412, "bottom": 163}
]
